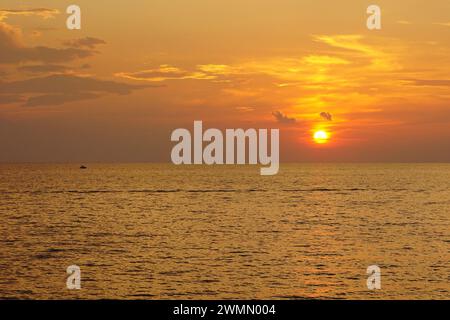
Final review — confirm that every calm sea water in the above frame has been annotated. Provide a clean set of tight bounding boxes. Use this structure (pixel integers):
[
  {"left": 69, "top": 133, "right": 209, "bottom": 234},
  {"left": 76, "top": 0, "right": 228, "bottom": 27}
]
[{"left": 0, "top": 163, "right": 449, "bottom": 299}]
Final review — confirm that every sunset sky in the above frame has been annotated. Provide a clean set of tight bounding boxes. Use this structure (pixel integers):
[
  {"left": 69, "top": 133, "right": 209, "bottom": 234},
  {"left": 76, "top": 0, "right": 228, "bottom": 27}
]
[{"left": 1, "top": 0, "right": 449, "bottom": 162}]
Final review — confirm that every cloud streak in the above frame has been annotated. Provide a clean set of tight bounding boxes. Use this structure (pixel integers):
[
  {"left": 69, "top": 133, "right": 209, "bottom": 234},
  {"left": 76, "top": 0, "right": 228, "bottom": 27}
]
[
  {"left": 0, "top": 74, "right": 156, "bottom": 106},
  {"left": 63, "top": 37, "right": 106, "bottom": 49},
  {"left": 115, "top": 64, "right": 216, "bottom": 82},
  {"left": 18, "top": 64, "right": 71, "bottom": 74},
  {"left": 406, "top": 79, "right": 450, "bottom": 87},
  {"left": 0, "top": 8, "right": 59, "bottom": 21}
]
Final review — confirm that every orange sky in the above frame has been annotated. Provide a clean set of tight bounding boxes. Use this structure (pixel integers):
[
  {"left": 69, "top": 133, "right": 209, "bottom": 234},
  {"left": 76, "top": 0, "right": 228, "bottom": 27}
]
[{"left": 0, "top": 0, "right": 449, "bottom": 162}]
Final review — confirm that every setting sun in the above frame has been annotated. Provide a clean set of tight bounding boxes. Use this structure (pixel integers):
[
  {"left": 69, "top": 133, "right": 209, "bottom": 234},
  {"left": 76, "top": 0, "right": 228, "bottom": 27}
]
[{"left": 313, "top": 130, "right": 330, "bottom": 144}]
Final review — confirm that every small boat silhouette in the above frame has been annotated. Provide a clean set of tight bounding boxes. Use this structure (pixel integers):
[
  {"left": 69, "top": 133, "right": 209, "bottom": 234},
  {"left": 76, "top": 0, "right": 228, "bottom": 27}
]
[{"left": 80, "top": 165, "right": 87, "bottom": 169}]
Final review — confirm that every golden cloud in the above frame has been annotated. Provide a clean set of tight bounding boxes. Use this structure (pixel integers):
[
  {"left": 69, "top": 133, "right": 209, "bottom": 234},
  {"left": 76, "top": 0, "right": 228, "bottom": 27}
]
[{"left": 0, "top": 8, "right": 59, "bottom": 21}]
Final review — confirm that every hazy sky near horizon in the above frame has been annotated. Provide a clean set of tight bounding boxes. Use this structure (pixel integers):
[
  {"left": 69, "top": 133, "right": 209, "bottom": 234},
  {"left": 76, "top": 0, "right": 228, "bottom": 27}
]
[{"left": 0, "top": 0, "right": 449, "bottom": 162}]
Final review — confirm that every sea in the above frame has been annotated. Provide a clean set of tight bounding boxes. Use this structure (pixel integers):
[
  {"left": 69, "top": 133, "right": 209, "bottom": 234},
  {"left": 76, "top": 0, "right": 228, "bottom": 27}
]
[{"left": 0, "top": 163, "right": 449, "bottom": 299}]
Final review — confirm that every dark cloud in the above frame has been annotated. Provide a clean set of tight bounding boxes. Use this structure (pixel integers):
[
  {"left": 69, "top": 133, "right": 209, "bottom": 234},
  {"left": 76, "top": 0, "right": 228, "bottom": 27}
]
[
  {"left": 18, "top": 64, "right": 70, "bottom": 74},
  {"left": 0, "top": 16, "right": 152, "bottom": 106},
  {"left": 0, "top": 22, "right": 96, "bottom": 64},
  {"left": 63, "top": 37, "right": 106, "bottom": 49},
  {"left": 320, "top": 112, "right": 333, "bottom": 121},
  {"left": 272, "top": 110, "right": 296, "bottom": 124},
  {"left": 0, "top": 74, "right": 157, "bottom": 106}
]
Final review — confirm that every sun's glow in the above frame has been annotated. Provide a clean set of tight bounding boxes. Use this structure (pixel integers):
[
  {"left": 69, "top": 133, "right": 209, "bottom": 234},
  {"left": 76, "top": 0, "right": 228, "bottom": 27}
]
[{"left": 313, "top": 130, "right": 330, "bottom": 144}]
